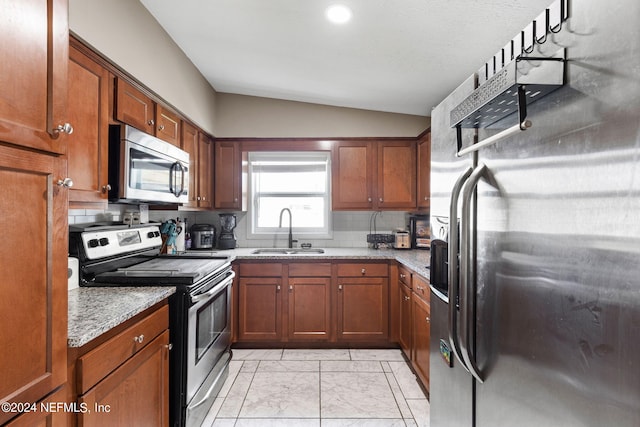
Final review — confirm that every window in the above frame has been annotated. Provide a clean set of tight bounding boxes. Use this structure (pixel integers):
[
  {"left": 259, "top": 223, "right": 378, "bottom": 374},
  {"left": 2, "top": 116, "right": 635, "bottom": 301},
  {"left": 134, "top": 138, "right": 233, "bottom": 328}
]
[{"left": 248, "top": 151, "right": 331, "bottom": 239}]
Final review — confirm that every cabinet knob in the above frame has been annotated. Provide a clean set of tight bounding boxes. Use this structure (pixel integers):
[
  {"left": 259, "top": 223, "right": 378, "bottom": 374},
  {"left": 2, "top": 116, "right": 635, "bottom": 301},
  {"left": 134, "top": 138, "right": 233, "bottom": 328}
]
[
  {"left": 338, "top": 284, "right": 343, "bottom": 291},
  {"left": 277, "top": 285, "right": 281, "bottom": 291},
  {"left": 133, "top": 334, "right": 145, "bottom": 344},
  {"left": 234, "top": 198, "right": 238, "bottom": 203},
  {"left": 400, "top": 273, "right": 406, "bottom": 279},
  {"left": 361, "top": 268, "right": 366, "bottom": 275},
  {"left": 57, "top": 178, "right": 74, "bottom": 188},
  {"left": 101, "top": 184, "right": 111, "bottom": 193},
  {"left": 158, "top": 124, "right": 165, "bottom": 131},
  {"left": 197, "top": 196, "right": 201, "bottom": 201},
  {"left": 165, "top": 343, "right": 173, "bottom": 350},
  {"left": 425, "top": 317, "right": 431, "bottom": 323},
  {"left": 202, "top": 196, "right": 206, "bottom": 201},
  {"left": 52, "top": 123, "right": 74, "bottom": 138},
  {"left": 289, "top": 285, "right": 293, "bottom": 291},
  {"left": 404, "top": 296, "right": 410, "bottom": 301},
  {"left": 148, "top": 119, "right": 155, "bottom": 126},
  {"left": 379, "top": 198, "right": 383, "bottom": 203},
  {"left": 368, "top": 197, "right": 372, "bottom": 203}
]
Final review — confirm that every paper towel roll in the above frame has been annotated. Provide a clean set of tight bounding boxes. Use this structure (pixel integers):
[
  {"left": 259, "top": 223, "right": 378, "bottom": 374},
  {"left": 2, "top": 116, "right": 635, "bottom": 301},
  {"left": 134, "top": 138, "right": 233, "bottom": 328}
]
[
  {"left": 68, "top": 257, "right": 79, "bottom": 290},
  {"left": 175, "top": 223, "right": 186, "bottom": 253}
]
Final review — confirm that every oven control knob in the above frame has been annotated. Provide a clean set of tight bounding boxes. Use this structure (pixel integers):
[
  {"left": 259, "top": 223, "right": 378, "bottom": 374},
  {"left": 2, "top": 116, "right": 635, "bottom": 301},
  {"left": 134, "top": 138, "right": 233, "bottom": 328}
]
[
  {"left": 147, "top": 231, "right": 155, "bottom": 238},
  {"left": 99, "top": 238, "right": 109, "bottom": 246},
  {"left": 88, "top": 239, "right": 99, "bottom": 248},
  {"left": 154, "top": 231, "right": 161, "bottom": 237}
]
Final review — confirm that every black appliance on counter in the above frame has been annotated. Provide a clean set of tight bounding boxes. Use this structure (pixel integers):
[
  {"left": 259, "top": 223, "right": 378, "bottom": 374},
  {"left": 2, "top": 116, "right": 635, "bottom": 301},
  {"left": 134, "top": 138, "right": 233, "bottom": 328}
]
[
  {"left": 409, "top": 214, "right": 430, "bottom": 249},
  {"left": 69, "top": 223, "right": 234, "bottom": 427}
]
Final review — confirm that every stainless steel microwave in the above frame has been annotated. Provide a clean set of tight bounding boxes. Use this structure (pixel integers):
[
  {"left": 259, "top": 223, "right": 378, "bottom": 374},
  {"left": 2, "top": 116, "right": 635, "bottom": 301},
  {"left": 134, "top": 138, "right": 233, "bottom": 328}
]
[{"left": 108, "top": 124, "right": 189, "bottom": 204}]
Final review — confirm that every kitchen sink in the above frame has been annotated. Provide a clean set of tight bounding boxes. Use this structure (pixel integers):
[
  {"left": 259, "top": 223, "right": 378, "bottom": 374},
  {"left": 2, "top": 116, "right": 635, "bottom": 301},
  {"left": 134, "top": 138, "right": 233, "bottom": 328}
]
[{"left": 251, "top": 248, "right": 325, "bottom": 254}]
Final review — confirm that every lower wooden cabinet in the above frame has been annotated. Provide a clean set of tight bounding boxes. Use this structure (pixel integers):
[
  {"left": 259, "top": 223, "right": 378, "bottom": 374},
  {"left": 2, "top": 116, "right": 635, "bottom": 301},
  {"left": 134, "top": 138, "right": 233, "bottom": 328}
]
[
  {"left": 234, "top": 261, "right": 390, "bottom": 345},
  {"left": 68, "top": 303, "right": 170, "bottom": 427},
  {"left": 398, "top": 282, "right": 413, "bottom": 355},
  {"left": 412, "top": 290, "right": 431, "bottom": 392},
  {"left": 4, "top": 387, "right": 68, "bottom": 427}
]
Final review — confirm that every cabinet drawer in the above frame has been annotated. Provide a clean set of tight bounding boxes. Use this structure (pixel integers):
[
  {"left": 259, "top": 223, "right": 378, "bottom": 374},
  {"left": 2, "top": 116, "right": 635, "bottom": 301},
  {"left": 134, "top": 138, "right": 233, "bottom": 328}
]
[
  {"left": 240, "top": 263, "right": 283, "bottom": 277},
  {"left": 77, "top": 305, "right": 169, "bottom": 393},
  {"left": 289, "top": 263, "right": 332, "bottom": 277},
  {"left": 337, "top": 263, "right": 388, "bottom": 277},
  {"left": 413, "top": 274, "right": 430, "bottom": 304},
  {"left": 398, "top": 265, "right": 412, "bottom": 288}
]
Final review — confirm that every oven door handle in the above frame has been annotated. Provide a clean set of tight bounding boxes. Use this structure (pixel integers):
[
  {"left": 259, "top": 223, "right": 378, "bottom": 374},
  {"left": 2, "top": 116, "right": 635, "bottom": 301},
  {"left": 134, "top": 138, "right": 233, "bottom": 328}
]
[{"left": 191, "top": 270, "right": 235, "bottom": 304}]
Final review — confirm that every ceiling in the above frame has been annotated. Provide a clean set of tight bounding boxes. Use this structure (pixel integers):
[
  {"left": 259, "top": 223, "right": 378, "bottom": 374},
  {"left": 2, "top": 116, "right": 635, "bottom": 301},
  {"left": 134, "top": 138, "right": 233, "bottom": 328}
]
[{"left": 139, "top": 0, "right": 553, "bottom": 116}]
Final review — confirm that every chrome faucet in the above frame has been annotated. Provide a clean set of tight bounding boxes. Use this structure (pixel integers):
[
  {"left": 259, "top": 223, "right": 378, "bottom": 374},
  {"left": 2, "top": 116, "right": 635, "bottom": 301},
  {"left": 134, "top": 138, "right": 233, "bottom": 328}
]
[{"left": 278, "top": 208, "right": 294, "bottom": 248}]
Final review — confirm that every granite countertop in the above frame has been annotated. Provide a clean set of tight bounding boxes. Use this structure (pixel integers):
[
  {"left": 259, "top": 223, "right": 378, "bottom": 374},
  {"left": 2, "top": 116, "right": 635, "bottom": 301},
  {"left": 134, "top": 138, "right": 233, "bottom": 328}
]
[
  {"left": 68, "top": 248, "right": 429, "bottom": 348},
  {"left": 68, "top": 286, "right": 175, "bottom": 348}
]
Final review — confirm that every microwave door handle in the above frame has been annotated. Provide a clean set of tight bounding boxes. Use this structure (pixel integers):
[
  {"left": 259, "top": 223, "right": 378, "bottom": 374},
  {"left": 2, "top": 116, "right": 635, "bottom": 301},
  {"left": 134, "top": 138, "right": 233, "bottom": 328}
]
[
  {"left": 178, "top": 162, "right": 186, "bottom": 196},
  {"left": 449, "top": 166, "right": 473, "bottom": 372},
  {"left": 169, "top": 162, "right": 176, "bottom": 196}
]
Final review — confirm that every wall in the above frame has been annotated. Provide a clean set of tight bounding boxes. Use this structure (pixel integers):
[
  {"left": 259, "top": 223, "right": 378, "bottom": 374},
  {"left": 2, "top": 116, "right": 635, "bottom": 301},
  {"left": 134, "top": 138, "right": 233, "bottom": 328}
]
[
  {"left": 68, "top": 0, "right": 219, "bottom": 135},
  {"left": 68, "top": 206, "right": 409, "bottom": 249},
  {"left": 216, "top": 93, "right": 430, "bottom": 138}
]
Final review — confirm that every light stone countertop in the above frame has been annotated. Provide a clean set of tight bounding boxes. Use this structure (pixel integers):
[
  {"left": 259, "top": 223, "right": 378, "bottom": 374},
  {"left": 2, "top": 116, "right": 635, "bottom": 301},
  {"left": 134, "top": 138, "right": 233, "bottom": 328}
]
[
  {"left": 68, "top": 248, "right": 429, "bottom": 348},
  {"left": 67, "top": 286, "right": 175, "bottom": 348}
]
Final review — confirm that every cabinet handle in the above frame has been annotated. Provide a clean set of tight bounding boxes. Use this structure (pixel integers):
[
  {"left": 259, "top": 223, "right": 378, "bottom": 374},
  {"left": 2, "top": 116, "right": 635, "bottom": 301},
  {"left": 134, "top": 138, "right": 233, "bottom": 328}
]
[
  {"left": 404, "top": 296, "right": 410, "bottom": 301},
  {"left": 400, "top": 273, "right": 406, "bottom": 279},
  {"left": 368, "top": 197, "right": 372, "bottom": 203},
  {"left": 57, "top": 178, "right": 74, "bottom": 188},
  {"left": 289, "top": 285, "right": 293, "bottom": 291},
  {"left": 379, "top": 198, "right": 383, "bottom": 203},
  {"left": 101, "top": 184, "right": 111, "bottom": 193},
  {"left": 361, "top": 268, "right": 366, "bottom": 275},
  {"left": 338, "top": 284, "right": 343, "bottom": 291},
  {"left": 52, "top": 123, "right": 74, "bottom": 138},
  {"left": 277, "top": 285, "right": 281, "bottom": 291},
  {"left": 426, "top": 317, "right": 431, "bottom": 323},
  {"left": 416, "top": 286, "right": 424, "bottom": 291},
  {"left": 148, "top": 119, "right": 155, "bottom": 126},
  {"left": 158, "top": 124, "right": 165, "bottom": 131},
  {"left": 202, "top": 196, "right": 206, "bottom": 201},
  {"left": 133, "top": 334, "right": 144, "bottom": 344},
  {"left": 165, "top": 343, "right": 173, "bottom": 350}
]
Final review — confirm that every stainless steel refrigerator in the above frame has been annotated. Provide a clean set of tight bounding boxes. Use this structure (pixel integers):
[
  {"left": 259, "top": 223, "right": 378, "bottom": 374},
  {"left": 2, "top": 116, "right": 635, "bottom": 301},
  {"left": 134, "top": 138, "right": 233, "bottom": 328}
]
[{"left": 429, "top": 0, "right": 640, "bottom": 426}]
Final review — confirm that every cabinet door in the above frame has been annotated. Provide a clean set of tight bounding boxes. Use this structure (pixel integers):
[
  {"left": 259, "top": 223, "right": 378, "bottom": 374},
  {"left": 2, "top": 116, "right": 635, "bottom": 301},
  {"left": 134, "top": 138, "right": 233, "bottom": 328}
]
[
  {"left": 412, "top": 294, "right": 430, "bottom": 392},
  {"left": 5, "top": 387, "right": 67, "bottom": 427},
  {"left": 0, "top": 0, "right": 68, "bottom": 154},
  {"left": 67, "top": 44, "right": 110, "bottom": 205},
  {"left": 331, "top": 141, "right": 376, "bottom": 210},
  {"left": 78, "top": 331, "right": 170, "bottom": 427},
  {"left": 337, "top": 277, "right": 389, "bottom": 341},
  {"left": 156, "top": 105, "right": 181, "bottom": 146},
  {"left": 198, "top": 133, "right": 213, "bottom": 209},
  {"left": 399, "top": 283, "right": 412, "bottom": 356},
  {"left": 0, "top": 146, "right": 68, "bottom": 425},
  {"left": 288, "top": 277, "right": 331, "bottom": 341},
  {"left": 115, "top": 78, "right": 155, "bottom": 134},
  {"left": 214, "top": 141, "right": 242, "bottom": 210},
  {"left": 417, "top": 131, "right": 431, "bottom": 209},
  {"left": 238, "top": 277, "right": 282, "bottom": 341},
  {"left": 377, "top": 140, "right": 417, "bottom": 209},
  {"left": 181, "top": 122, "right": 199, "bottom": 208}
]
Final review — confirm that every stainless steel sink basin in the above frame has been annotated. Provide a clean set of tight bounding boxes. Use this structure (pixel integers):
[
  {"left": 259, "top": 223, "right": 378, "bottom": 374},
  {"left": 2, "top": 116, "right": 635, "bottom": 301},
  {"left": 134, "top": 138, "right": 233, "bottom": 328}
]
[{"left": 251, "top": 248, "right": 325, "bottom": 254}]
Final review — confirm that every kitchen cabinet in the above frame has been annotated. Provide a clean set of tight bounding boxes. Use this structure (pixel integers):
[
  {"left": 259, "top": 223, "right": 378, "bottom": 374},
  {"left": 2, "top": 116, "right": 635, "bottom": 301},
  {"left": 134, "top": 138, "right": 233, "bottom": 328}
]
[
  {"left": 181, "top": 122, "right": 213, "bottom": 209},
  {"left": 237, "top": 263, "right": 283, "bottom": 341},
  {"left": 69, "top": 303, "right": 170, "bottom": 427},
  {"left": 0, "top": 0, "right": 70, "bottom": 154},
  {"left": 214, "top": 140, "right": 243, "bottom": 210},
  {"left": 417, "top": 130, "right": 431, "bottom": 209},
  {"left": 67, "top": 41, "right": 110, "bottom": 206},
  {"left": 287, "top": 263, "right": 332, "bottom": 341},
  {"left": 114, "top": 78, "right": 182, "bottom": 146},
  {"left": 398, "top": 265, "right": 413, "bottom": 356},
  {"left": 331, "top": 140, "right": 417, "bottom": 210},
  {"left": 411, "top": 274, "right": 430, "bottom": 392},
  {"left": 155, "top": 104, "right": 181, "bottom": 147},
  {"left": 336, "top": 263, "right": 389, "bottom": 342},
  {"left": 0, "top": 145, "right": 68, "bottom": 426},
  {"left": 4, "top": 387, "right": 67, "bottom": 427}
]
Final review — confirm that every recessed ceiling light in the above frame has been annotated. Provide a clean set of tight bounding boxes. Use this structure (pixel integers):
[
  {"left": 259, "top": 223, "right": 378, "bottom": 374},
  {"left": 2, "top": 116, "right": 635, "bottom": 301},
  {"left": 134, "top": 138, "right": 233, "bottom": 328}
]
[{"left": 326, "top": 4, "right": 352, "bottom": 24}]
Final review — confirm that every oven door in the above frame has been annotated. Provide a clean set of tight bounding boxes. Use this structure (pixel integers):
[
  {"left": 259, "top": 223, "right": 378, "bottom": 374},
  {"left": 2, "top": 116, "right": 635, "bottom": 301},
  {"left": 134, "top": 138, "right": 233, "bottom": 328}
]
[{"left": 185, "top": 269, "right": 234, "bottom": 424}]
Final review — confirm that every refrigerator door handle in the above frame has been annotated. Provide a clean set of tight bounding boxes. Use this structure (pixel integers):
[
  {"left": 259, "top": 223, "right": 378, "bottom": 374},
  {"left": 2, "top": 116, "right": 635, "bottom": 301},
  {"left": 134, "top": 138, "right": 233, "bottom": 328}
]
[
  {"left": 448, "top": 166, "right": 473, "bottom": 372},
  {"left": 459, "top": 163, "right": 487, "bottom": 383}
]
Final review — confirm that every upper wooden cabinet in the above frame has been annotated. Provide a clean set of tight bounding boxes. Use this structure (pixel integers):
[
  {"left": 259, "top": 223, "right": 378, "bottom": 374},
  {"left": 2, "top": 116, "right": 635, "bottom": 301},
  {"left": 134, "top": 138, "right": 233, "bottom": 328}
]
[
  {"left": 214, "top": 141, "right": 243, "bottom": 210},
  {"left": 115, "top": 78, "right": 181, "bottom": 146},
  {"left": 67, "top": 43, "right": 110, "bottom": 206},
  {"left": 331, "top": 141, "right": 377, "bottom": 210},
  {"left": 417, "top": 130, "right": 431, "bottom": 209},
  {"left": 332, "top": 140, "right": 417, "bottom": 210},
  {"left": 115, "top": 78, "right": 155, "bottom": 135},
  {"left": 181, "top": 122, "right": 213, "bottom": 209},
  {"left": 0, "top": 144, "right": 68, "bottom": 425},
  {"left": 156, "top": 104, "right": 181, "bottom": 146},
  {"left": 0, "top": 0, "right": 69, "bottom": 154}
]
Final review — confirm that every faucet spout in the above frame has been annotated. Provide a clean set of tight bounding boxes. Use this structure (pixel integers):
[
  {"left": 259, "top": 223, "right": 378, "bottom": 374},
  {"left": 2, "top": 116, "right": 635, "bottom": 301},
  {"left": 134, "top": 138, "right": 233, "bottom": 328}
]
[{"left": 278, "top": 208, "right": 293, "bottom": 248}]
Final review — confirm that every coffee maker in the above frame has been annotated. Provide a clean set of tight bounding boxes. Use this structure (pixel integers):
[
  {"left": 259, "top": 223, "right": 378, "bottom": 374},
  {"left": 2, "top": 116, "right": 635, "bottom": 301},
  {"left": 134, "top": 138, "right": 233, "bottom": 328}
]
[{"left": 218, "top": 213, "right": 237, "bottom": 249}]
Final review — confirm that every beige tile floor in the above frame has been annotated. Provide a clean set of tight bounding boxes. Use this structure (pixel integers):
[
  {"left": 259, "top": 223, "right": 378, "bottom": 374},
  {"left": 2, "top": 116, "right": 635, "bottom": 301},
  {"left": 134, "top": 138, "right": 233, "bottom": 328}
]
[{"left": 202, "top": 349, "right": 430, "bottom": 427}]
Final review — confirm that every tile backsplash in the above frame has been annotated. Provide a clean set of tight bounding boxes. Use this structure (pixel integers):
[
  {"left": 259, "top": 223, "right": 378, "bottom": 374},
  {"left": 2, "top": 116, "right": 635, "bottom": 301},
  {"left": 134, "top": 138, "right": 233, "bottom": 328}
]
[{"left": 69, "top": 205, "right": 420, "bottom": 248}]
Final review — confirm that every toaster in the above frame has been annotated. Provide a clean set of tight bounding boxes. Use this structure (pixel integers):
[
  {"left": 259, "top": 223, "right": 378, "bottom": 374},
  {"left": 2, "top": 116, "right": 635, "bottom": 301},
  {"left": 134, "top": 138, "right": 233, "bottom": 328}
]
[{"left": 393, "top": 230, "right": 411, "bottom": 249}]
